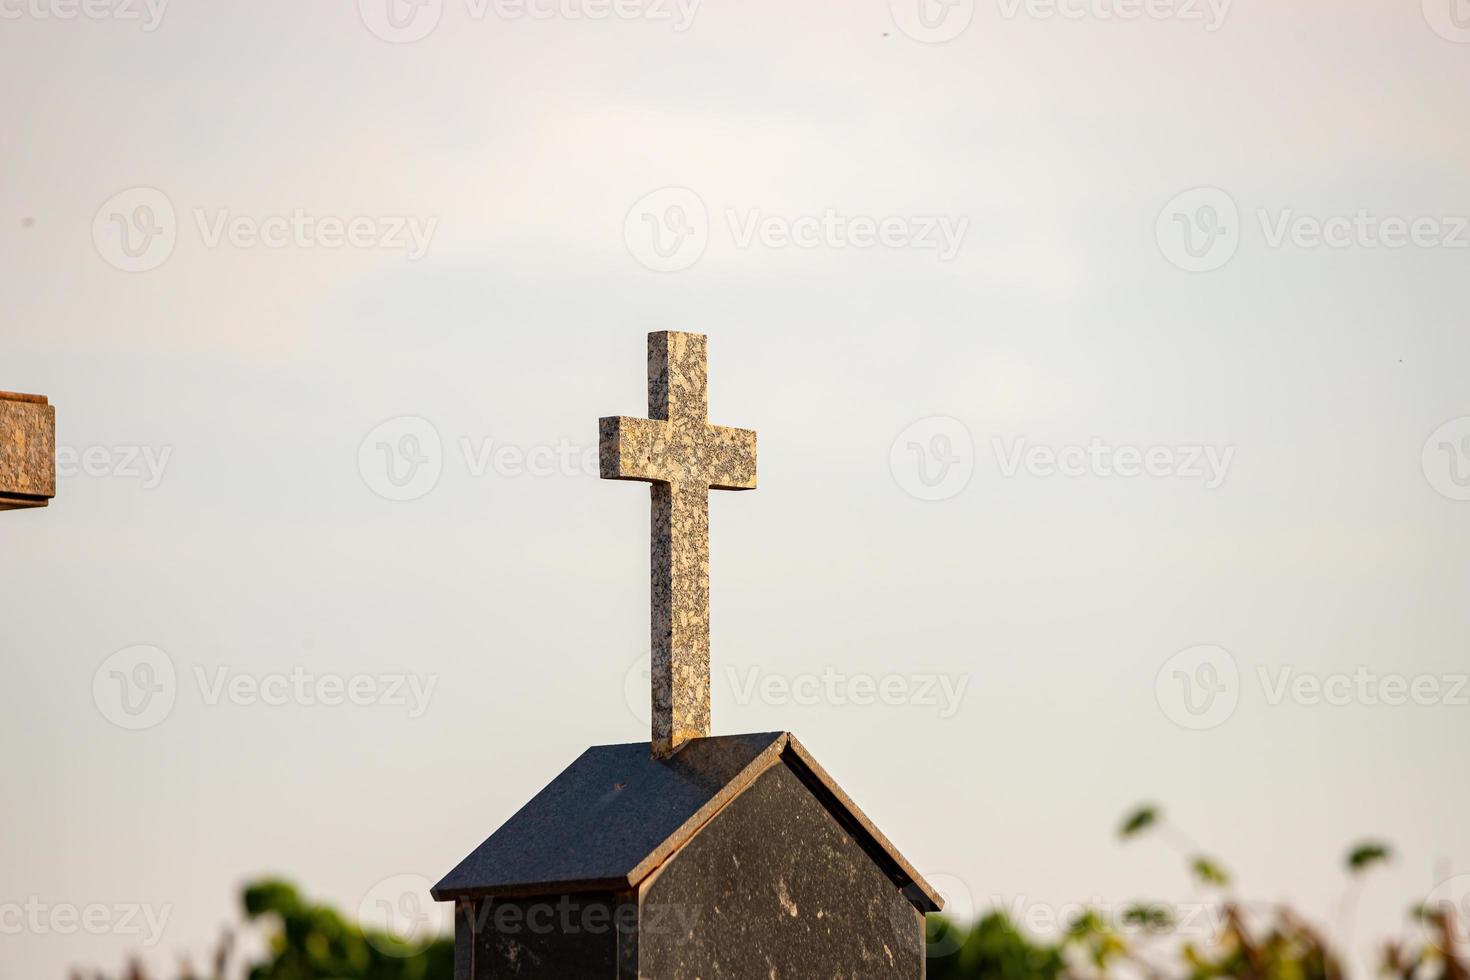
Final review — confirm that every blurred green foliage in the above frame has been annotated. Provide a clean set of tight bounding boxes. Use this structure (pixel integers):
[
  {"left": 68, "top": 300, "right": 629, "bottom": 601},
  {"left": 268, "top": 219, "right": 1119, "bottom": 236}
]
[
  {"left": 926, "top": 912, "right": 1066, "bottom": 980},
  {"left": 77, "top": 880, "right": 450, "bottom": 980},
  {"left": 926, "top": 808, "right": 1467, "bottom": 980},
  {"left": 241, "top": 879, "right": 450, "bottom": 980},
  {"left": 79, "top": 808, "right": 1467, "bottom": 980}
]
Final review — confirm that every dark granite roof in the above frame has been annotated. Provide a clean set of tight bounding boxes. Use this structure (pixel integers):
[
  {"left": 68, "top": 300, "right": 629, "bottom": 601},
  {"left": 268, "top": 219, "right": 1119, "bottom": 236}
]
[{"left": 432, "top": 731, "right": 942, "bottom": 913}]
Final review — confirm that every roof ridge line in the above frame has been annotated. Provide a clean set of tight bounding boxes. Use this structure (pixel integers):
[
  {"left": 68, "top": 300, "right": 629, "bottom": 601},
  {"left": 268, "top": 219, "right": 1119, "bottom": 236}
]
[
  {"left": 623, "top": 732, "right": 790, "bottom": 889},
  {"left": 780, "top": 734, "right": 943, "bottom": 913}
]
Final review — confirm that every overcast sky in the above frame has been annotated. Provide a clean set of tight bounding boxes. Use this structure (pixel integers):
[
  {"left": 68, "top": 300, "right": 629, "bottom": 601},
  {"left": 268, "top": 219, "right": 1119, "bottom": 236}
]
[{"left": 3, "top": 0, "right": 1469, "bottom": 976}]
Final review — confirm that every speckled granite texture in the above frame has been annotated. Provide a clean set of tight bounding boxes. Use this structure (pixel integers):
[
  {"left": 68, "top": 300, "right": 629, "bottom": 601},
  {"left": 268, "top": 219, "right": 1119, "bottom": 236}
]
[
  {"left": 0, "top": 391, "right": 56, "bottom": 510},
  {"left": 638, "top": 762, "right": 926, "bottom": 979},
  {"left": 599, "top": 332, "right": 756, "bottom": 757}
]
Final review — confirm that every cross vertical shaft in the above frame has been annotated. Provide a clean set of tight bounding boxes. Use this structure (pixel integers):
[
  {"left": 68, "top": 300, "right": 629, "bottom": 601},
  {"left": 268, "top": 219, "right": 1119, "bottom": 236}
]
[
  {"left": 600, "top": 332, "right": 756, "bottom": 757},
  {"left": 650, "top": 480, "right": 710, "bottom": 751}
]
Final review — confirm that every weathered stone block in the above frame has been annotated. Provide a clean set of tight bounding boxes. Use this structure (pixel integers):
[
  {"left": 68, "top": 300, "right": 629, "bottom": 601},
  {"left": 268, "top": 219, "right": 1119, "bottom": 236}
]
[{"left": 0, "top": 391, "right": 55, "bottom": 510}]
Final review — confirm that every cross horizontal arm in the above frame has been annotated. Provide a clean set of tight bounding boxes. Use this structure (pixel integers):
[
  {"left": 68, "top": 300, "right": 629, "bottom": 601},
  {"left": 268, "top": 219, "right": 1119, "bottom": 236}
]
[
  {"left": 599, "top": 416, "right": 757, "bottom": 491},
  {"left": 599, "top": 415, "right": 674, "bottom": 484},
  {"left": 702, "top": 425, "right": 757, "bottom": 491}
]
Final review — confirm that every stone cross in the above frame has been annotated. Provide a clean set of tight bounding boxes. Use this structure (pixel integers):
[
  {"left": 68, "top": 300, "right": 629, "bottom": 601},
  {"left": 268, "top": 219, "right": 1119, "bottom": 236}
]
[
  {"left": 0, "top": 391, "right": 56, "bottom": 511},
  {"left": 600, "top": 332, "right": 756, "bottom": 758}
]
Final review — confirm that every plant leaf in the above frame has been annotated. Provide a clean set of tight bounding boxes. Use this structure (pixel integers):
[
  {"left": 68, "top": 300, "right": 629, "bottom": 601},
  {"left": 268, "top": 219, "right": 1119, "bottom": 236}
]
[
  {"left": 1190, "top": 856, "right": 1231, "bottom": 887},
  {"left": 1347, "top": 842, "right": 1391, "bottom": 874},
  {"left": 1119, "top": 805, "right": 1159, "bottom": 840}
]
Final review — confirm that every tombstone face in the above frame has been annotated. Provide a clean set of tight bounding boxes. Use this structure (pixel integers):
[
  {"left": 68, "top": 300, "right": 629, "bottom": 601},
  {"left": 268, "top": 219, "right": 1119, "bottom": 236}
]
[
  {"left": 637, "top": 762, "right": 925, "bottom": 978},
  {"left": 0, "top": 392, "right": 56, "bottom": 511},
  {"left": 436, "top": 733, "right": 938, "bottom": 980}
]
